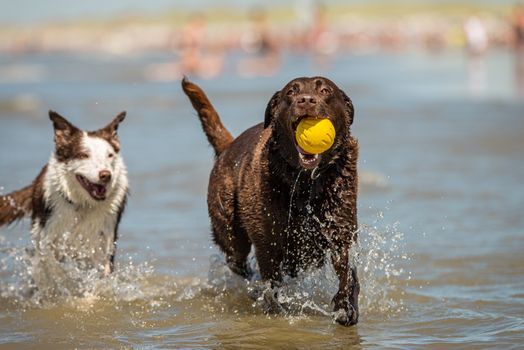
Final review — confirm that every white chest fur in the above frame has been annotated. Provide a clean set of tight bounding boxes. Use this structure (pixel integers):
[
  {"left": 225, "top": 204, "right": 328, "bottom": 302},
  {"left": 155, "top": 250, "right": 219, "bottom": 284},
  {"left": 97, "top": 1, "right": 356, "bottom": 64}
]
[{"left": 32, "top": 193, "right": 118, "bottom": 271}]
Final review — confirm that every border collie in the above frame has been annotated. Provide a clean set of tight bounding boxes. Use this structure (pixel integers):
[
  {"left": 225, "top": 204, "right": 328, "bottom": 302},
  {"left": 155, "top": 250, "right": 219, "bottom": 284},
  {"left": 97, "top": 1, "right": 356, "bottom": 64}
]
[{"left": 0, "top": 111, "right": 128, "bottom": 277}]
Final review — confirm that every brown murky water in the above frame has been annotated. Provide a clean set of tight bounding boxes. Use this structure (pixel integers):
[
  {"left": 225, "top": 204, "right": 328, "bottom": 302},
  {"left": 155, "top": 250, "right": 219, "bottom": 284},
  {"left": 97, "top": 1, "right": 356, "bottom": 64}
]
[{"left": 0, "top": 50, "right": 523, "bottom": 349}]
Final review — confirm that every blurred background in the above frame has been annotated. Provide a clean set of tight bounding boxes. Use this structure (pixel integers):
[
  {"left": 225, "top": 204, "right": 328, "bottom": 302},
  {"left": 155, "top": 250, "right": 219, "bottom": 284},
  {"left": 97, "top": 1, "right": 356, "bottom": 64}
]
[
  {"left": 0, "top": 0, "right": 523, "bottom": 349},
  {"left": 0, "top": 0, "right": 523, "bottom": 84}
]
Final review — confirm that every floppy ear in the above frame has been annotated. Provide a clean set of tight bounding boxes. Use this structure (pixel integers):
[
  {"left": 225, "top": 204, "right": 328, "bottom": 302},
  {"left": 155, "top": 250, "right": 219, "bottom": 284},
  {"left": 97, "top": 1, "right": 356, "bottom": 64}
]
[
  {"left": 49, "top": 110, "right": 80, "bottom": 146},
  {"left": 264, "top": 91, "right": 280, "bottom": 129},
  {"left": 339, "top": 89, "right": 355, "bottom": 126},
  {"left": 100, "top": 111, "right": 126, "bottom": 152}
]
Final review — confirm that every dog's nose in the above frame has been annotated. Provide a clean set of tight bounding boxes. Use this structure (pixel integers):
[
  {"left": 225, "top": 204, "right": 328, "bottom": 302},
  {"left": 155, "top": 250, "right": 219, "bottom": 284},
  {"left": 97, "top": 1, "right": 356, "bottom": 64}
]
[
  {"left": 297, "top": 94, "right": 317, "bottom": 106},
  {"left": 99, "top": 170, "right": 112, "bottom": 183}
]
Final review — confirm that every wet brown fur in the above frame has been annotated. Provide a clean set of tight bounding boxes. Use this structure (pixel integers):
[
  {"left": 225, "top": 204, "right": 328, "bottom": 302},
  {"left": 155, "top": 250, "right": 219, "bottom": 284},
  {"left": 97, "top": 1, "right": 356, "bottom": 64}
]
[
  {"left": 182, "top": 77, "right": 360, "bottom": 326},
  {"left": 182, "top": 79, "right": 233, "bottom": 156},
  {"left": 0, "top": 185, "right": 33, "bottom": 226}
]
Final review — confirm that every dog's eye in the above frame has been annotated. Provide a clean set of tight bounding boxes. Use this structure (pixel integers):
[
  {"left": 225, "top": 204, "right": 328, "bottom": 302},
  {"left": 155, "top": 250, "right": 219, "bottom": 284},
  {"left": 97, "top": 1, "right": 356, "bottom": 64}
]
[
  {"left": 320, "top": 87, "right": 331, "bottom": 95},
  {"left": 108, "top": 153, "right": 114, "bottom": 159},
  {"left": 286, "top": 89, "right": 296, "bottom": 96},
  {"left": 77, "top": 152, "right": 89, "bottom": 159}
]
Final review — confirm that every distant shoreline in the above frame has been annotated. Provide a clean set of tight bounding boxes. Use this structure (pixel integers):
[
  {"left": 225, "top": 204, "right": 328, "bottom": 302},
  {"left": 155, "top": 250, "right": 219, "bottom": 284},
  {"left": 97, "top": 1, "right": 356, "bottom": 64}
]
[{"left": 0, "top": 3, "right": 515, "bottom": 55}]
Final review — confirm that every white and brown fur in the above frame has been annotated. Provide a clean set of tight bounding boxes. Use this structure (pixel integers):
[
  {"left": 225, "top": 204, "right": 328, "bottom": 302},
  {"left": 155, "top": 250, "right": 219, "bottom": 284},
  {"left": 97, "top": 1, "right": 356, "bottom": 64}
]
[{"left": 0, "top": 111, "right": 128, "bottom": 276}]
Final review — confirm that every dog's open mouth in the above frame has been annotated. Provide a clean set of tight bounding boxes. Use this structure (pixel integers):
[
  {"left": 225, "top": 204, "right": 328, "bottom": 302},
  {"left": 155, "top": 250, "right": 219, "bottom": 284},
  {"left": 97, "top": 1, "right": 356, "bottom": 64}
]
[
  {"left": 296, "top": 146, "right": 322, "bottom": 169},
  {"left": 76, "top": 174, "right": 107, "bottom": 201},
  {"left": 292, "top": 115, "right": 322, "bottom": 170}
]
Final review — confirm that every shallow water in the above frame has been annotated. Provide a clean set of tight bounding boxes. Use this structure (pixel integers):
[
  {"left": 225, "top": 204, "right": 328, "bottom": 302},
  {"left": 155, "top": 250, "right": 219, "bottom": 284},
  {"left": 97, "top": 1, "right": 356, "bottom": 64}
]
[{"left": 0, "top": 49, "right": 523, "bottom": 349}]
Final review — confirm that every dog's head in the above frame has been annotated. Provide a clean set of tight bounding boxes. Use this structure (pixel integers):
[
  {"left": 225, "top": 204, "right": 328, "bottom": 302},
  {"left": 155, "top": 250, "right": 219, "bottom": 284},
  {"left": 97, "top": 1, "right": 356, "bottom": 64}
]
[
  {"left": 264, "top": 77, "right": 354, "bottom": 170},
  {"left": 49, "top": 110, "right": 127, "bottom": 203}
]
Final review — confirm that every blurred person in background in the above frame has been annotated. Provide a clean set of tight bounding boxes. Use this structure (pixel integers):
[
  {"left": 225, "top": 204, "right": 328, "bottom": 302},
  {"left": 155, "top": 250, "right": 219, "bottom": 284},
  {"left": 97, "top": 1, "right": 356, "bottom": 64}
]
[
  {"left": 306, "top": 3, "right": 339, "bottom": 69},
  {"left": 237, "top": 8, "right": 281, "bottom": 77},
  {"left": 464, "top": 15, "right": 488, "bottom": 55},
  {"left": 463, "top": 15, "right": 488, "bottom": 95},
  {"left": 177, "top": 13, "right": 225, "bottom": 79},
  {"left": 512, "top": 3, "right": 524, "bottom": 48},
  {"left": 145, "top": 13, "right": 225, "bottom": 81},
  {"left": 511, "top": 3, "right": 524, "bottom": 96}
]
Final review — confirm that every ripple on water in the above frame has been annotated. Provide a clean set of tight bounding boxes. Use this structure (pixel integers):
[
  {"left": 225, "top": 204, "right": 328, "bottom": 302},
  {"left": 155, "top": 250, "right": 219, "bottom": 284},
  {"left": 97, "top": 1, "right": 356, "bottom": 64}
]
[{"left": 0, "top": 210, "right": 417, "bottom": 350}]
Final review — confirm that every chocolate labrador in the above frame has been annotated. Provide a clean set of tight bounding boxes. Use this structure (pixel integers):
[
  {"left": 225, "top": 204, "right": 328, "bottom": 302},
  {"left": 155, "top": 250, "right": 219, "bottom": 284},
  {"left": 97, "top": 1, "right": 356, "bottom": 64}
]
[{"left": 182, "top": 76, "right": 359, "bottom": 326}]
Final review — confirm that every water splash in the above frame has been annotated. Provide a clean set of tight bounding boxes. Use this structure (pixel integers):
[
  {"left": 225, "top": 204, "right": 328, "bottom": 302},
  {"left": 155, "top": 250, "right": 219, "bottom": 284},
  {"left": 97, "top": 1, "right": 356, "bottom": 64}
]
[
  {"left": 357, "top": 218, "right": 410, "bottom": 316},
  {"left": 0, "top": 236, "right": 160, "bottom": 308},
  {"left": 0, "top": 211, "right": 409, "bottom": 322},
  {"left": 202, "top": 214, "right": 410, "bottom": 322}
]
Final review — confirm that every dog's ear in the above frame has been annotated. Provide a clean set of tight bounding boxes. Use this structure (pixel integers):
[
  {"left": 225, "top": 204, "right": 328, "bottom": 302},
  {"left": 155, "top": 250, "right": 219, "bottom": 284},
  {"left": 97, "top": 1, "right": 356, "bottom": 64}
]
[
  {"left": 264, "top": 91, "right": 280, "bottom": 129},
  {"left": 49, "top": 110, "right": 80, "bottom": 146},
  {"left": 339, "top": 89, "right": 354, "bottom": 126},
  {"left": 100, "top": 111, "right": 126, "bottom": 152},
  {"left": 105, "top": 111, "right": 126, "bottom": 134}
]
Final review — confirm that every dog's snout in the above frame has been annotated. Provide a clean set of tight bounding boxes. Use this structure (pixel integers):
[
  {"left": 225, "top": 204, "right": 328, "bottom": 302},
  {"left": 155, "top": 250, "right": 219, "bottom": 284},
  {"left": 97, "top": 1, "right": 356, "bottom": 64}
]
[
  {"left": 99, "top": 170, "right": 112, "bottom": 183},
  {"left": 297, "top": 94, "right": 317, "bottom": 106}
]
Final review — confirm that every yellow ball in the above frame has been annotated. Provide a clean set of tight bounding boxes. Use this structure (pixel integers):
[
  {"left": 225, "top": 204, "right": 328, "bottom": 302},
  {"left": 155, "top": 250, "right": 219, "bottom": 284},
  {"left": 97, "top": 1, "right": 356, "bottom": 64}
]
[{"left": 295, "top": 117, "right": 336, "bottom": 154}]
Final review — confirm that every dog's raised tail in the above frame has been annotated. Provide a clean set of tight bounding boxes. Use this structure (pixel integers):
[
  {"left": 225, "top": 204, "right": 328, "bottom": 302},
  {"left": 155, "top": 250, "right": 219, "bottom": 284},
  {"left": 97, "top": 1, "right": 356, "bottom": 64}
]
[
  {"left": 181, "top": 77, "right": 233, "bottom": 156},
  {"left": 0, "top": 185, "right": 32, "bottom": 227}
]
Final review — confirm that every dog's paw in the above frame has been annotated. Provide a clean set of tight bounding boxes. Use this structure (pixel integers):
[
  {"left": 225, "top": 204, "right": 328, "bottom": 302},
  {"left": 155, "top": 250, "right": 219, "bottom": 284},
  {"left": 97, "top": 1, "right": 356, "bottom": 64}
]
[
  {"left": 332, "top": 293, "right": 359, "bottom": 326},
  {"left": 228, "top": 261, "right": 253, "bottom": 280},
  {"left": 333, "top": 304, "right": 358, "bottom": 326},
  {"left": 261, "top": 285, "right": 284, "bottom": 314}
]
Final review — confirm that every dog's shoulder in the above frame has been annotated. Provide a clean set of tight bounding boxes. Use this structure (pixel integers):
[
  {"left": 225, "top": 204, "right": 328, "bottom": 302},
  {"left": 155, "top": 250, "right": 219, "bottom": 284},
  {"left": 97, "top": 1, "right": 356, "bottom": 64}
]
[
  {"left": 336, "top": 135, "right": 358, "bottom": 177},
  {"left": 219, "top": 122, "right": 269, "bottom": 162}
]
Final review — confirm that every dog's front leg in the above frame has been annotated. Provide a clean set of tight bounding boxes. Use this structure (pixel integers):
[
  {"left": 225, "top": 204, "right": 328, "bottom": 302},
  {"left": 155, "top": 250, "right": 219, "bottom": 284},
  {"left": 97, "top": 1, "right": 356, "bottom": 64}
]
[
  {"left": 256, "top": 246, "right": 285, "bottom": 313},
  {"left": 331, "top": 242, "right": 359, "bottom": 326},
  {"left": 103, "top": 261, "right": 112, "bottom": 277},
  {"left": 102, "top": 231, "right": 116, "bottom": 277}
]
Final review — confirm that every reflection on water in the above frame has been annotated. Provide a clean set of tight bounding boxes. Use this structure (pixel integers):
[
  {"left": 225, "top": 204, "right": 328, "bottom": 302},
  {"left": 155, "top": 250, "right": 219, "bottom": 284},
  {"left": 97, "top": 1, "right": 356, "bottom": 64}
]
[
  {"left": 0, "top": 50, "right": 523, "bottom": 348},
  {"left": 515, "top": 48, "right": 524, "bottom": 97},
  {"left": 467, "top": 54, "right": 486, "bottom": 96}
]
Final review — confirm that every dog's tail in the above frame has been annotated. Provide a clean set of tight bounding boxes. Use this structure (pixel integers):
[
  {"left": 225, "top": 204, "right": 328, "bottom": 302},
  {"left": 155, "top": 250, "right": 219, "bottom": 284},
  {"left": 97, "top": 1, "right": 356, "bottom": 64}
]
[
  {"left": 181, "top": 77, "right": 233, "bottom": 156},
  {"left": 0, "top": 185, "right": 33, "bottom": 227}
]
